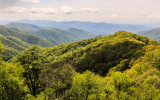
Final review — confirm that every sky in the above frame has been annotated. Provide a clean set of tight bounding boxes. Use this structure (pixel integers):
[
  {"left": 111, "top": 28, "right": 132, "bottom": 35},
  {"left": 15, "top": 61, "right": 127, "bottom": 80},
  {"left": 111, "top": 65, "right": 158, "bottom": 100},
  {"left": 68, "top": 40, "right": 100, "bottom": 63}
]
[{"left": 0, "top": 0, "right": 160, "bottom": 24}]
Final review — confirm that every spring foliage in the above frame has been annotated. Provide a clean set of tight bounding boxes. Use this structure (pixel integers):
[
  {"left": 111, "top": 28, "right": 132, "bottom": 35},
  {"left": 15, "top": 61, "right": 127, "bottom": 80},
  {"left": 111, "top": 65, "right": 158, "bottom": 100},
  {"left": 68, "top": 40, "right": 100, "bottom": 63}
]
[{"left": 1, "top": 31, "right": 160, "bottom": 99}]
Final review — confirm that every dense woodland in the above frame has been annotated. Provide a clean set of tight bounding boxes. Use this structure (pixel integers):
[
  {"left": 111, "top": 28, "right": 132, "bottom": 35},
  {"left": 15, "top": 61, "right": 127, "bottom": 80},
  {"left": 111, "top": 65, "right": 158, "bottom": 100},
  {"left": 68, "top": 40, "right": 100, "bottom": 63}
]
[{"left": 0, "top": 30, "right": 160, "bottom": 100}]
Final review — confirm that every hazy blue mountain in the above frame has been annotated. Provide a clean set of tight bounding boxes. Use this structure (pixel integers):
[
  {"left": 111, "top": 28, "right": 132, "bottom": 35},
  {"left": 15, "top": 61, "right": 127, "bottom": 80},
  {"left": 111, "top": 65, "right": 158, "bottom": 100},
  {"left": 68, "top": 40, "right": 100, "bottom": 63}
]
[
  {"left": 5, "top": 23, "right": 95, "bottom": 45},
  {"left": 15, "top": 19, "right": 153, "bottom": 35},
  {"left": 0, "top": 21, "right": 11, "bottom": 25},
  {"left": 138, "top": 28, "right": 160, "bottom": 41},
  {"left": 66, "top": 28, "right": 94, "bottom": 39},
  {"left": 6, "top": 23, "right": 42, "bottom": 31},
  {"left": 0, "top": 25, "right": 94, "bottom": 60}
]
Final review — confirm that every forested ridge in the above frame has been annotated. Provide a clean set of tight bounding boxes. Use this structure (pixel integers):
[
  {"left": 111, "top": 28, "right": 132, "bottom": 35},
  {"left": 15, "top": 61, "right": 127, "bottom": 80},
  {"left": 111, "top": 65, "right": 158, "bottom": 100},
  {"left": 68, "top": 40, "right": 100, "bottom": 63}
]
[
  {"left": 0, "top": 24, "right": 94, "bottom": 61},
  {"left": 6, "top": 23, "right": 94, "bottom": 45},
  {"left": 138, "top": 28, "right": 160, "bottom": 41},
  {"left": 0, "top": 25, "right": 53, "bottom": 61},
  {"left": 0, "top": 31, "right": 160, "bottom": 100}
]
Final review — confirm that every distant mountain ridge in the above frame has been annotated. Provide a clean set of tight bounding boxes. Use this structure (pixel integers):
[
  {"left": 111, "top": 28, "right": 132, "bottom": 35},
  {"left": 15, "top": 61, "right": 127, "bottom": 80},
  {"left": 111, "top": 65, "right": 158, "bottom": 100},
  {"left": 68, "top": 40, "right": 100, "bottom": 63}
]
[
  {"left": 0, "top": 23, "right": 95, "bottom": 60},
  {"left": 6, "top": 23, "right": 42, "bottom": 31},
  {"left": 0, "top": 25, "right": 53, "bottom": 60},
  {"left": 0, "top": 25, "right": 52, "bottom": 47},
  {"left": 14, "top": 19, "right": 153, "bottom": 35},
  {"left": 6, "top": 23, "right": 95, "bottom": 45},
  {"left": 137, "top": 28, "right": 160, "bottom": 41}
]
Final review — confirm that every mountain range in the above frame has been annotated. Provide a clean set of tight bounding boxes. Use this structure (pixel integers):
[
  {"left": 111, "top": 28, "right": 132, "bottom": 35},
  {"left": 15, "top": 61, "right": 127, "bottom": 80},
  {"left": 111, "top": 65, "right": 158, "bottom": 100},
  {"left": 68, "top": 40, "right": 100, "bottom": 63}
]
[
  {"left": 0, "top": 27, "right": 160, "bottom": 99},
  {"left": 137, "top": 28, "right": 160, "bottom": 41},
  {"left": 0, "top": 25, "right": 53, "bottom": 60},
  {"left": 2, "top": 21, "right": 160, "bottom": 62},
  {"left": 0, "top": 23, "right": 95, "bottom": 61},
  {"left": 0, "top": 20, "right": 153, "bottom": 35}
]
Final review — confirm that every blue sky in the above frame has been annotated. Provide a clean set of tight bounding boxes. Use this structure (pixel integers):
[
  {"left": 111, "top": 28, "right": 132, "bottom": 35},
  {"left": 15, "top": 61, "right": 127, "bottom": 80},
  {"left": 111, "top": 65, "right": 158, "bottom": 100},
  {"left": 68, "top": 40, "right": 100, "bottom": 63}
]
[{"left": 0, "top": 0, "right": 160, "bottom": 24}]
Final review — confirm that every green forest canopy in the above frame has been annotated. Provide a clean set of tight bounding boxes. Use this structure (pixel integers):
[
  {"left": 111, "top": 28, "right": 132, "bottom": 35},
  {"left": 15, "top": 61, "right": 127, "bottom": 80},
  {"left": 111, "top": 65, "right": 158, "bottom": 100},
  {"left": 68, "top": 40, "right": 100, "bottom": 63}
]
[{"left": 0, "top": 31, "right": 160, "bottom": 100}]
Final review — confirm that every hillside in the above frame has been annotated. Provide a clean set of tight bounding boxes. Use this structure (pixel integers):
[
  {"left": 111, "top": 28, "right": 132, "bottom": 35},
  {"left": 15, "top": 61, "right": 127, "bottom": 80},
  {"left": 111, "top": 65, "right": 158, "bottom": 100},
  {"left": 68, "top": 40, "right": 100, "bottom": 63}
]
[
  {"left": 14, "top": 31, "right": 157, "bottom": 75},
  {"left": 1, "top": 31, "right": 159, "bottom": 99},
  {"left": 0, "top": 26, "right": 52, "bottom": 47},
  {"left": 66, "top": 28, "right": 93, "bottom": 39},
  {"left": 6, "top": 23, "right": 95, "bottom": 45},
  {"left": 35, "top": 29, "right": 73, "bottom": 45},
  {"left": 138, "top": 28, "right": 160, "bottom": 41},
  {"left": 35, "top": 28, "right": 94, "bottom": 45},
  {"left": 0, "top": 25, "right": 53, "bottom": 61},
  {"left": 0, "top": 34, "right": 30, "bottom": 61}
]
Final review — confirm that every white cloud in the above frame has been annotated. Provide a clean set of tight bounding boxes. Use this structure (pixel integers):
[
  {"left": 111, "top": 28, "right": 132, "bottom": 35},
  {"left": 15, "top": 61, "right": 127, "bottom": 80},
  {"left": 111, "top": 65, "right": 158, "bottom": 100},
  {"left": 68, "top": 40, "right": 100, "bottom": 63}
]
[
  {"left": 31, "top": 7, "right": 58, "bottom": 14},
  {"left": 60, "top": 5, "right": 75, "bottom": 15},
  {"left": 59, "top": 6, "right": 100, "bottom": 15},
  {"left": 19, "top": 0, "right": 40, "bottom": 4},
  {"left": 109, "top": 11, "right": 149, "bottom": 19},
  {"left": 2, "top": 6, "right": 57, "bottom": 14},
  {"left": 2, "top": 5, "right": 99, "bottom": 15},
  {"left": 140, "top": 12, "right": 148, "bottom": 16},
  {"left": 80, "top": 8, "right": 99, "bottom": 13},
  {"left": 3, "top": 6, "right": 28, "bottom": 13}
]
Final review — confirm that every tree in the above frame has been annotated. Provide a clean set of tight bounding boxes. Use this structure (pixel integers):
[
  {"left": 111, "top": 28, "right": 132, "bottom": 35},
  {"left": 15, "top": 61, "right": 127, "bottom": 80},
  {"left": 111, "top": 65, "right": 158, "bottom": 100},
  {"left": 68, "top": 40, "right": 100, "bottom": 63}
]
[
  {"left": 112, "top": 72, "right": 132, "bottom": 91},
  {"left": 0, "top": 62, "right": 27, "bottom": 100},
  {"left": 16, "top": 50, "right": 47, "bottom": 96},
  {"left": 0, "top": 40, "right": 4, "bottom": 59},
  {"left": 70, "top": 70, "right": 106, "bottom": 100},
  {"left": 107, "top": 72, "right": 133, "bottom": 100},
  {"left": 41, "top": 64, "right": 75, "bottom": 99}
]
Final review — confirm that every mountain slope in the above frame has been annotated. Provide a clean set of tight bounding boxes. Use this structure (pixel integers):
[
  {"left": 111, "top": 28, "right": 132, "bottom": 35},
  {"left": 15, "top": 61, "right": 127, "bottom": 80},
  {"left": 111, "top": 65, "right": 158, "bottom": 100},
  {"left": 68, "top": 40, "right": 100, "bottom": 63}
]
[
  {"left": 6, "top": 23, "right": 95, "bottom": 45},
  {"left": 35, "top": 28, "right": 94, "bottom": 45},
  {"left": 6, "top": 23, "right": 42, "bottom": 31},
  {"left": 0, "top": 25, "right": 53, "bottom": 47},
  {"left": 138, "top": 28, "right": 160, "bottom": 41},
  {"left": 35, "top": 29, "right": 73, "bottom": 45},
  {"left": 66, "top": 28, "right": 94, "bottom": 39},
  {"left": 0, "top": 35, "right": 30, "bottom": 61},
  {"left": 0, "top": 25, "right": 53, "bottom": 61},
  {"left": 11, "top": 31, "right": 160, "bottom": 99},
  {"left": 14, "top": 31, "right": 157, "bottom": 76}
]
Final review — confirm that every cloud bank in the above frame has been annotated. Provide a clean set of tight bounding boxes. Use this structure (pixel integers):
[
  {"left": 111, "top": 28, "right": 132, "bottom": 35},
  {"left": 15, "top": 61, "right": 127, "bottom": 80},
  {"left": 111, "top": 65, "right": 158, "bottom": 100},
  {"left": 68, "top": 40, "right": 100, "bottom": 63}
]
[
  {"left": 19, "top": 0, "right": 40, "bottom": 3},
  {"left": 2, "top": 6, "right": 99, "bottom": 15}
]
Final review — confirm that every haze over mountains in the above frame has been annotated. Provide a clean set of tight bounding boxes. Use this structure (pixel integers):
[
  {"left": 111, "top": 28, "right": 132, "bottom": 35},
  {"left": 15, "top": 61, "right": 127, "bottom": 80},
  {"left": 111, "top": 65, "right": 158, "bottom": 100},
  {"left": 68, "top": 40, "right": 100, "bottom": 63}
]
[
  {"left": 6, "top": 23, "right": 94, "bottom": 44},
  {"left": 16, "top": 20, "right": 155, "bottom": 35},
  {"left": 6, "top": 23, "right": 43, "bottom": 31},
  {"left": 0, "top": 20, "right": 154, "bottom": 35},
  {"left": 1, "top": 20, "right": 160, "bottom": 61},
  {"left": 137, "top": 28, "right": 160, "bottom": 41}
]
